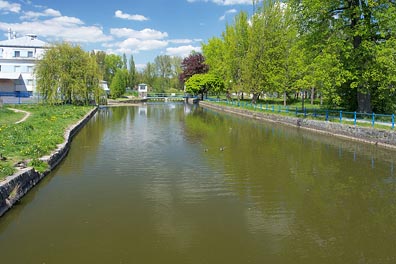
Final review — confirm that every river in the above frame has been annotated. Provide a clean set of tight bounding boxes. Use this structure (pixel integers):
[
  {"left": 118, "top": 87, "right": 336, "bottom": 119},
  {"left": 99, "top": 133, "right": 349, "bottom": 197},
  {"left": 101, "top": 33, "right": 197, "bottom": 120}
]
[{"left": 1, "top": 103, "right": 396, "bottom": 263}]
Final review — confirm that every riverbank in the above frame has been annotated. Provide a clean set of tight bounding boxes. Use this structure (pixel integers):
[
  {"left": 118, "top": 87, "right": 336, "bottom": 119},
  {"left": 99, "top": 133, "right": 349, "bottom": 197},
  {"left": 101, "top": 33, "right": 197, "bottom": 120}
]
[
  {"left": 199, "top": 101, "right": 396, "bottom": 150},
  {"left": 0, "top": 107, "right": 97, "bottom": 217}
]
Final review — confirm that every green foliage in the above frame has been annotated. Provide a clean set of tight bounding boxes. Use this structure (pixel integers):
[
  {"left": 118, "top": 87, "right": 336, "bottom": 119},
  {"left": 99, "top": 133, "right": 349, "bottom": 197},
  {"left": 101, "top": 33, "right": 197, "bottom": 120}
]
[
  {"left": 0, "top": 105, "right": 92, "bottom": 179},
  {"left": 185, "top": 73, "right": 225, "bottom": 99},
  {"left": 110, "top": 69, "right": 128, "bottom": 99},
  {"left": 290, "top": 0, "right": 396, "bottom": 112},
  {"left": 104, "top": 54, "right": 123, "bottom": 85},
  {"left": 35, "top": 43, "right": 101, "bottom": 105}
]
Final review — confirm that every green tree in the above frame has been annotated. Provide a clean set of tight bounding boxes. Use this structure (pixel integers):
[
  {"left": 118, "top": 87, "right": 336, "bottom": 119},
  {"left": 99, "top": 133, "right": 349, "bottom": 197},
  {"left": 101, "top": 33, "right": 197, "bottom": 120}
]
[
  {"left": 290, "top": 0, "right": 396, "bottom": 113},
  {"left": 104, "top": 54, "right": 123, "bottom": 86},
  {"left": 185, "top": 73, "right": 225, "bottom": 100},
  {"left": 154, "top": 55, "right": 173, "bottom": 91},
  {"left": 128, "top": 55, "right": 137, "bottom": 89},
  {"left": 35, "top": 42, "right": 101, "bottom": 105},
  {"left": 110, "top": 69, "right": 128, "bottom": 99},
  {"left": 142, "top": 62, "right": 157, "bottom": 90}
]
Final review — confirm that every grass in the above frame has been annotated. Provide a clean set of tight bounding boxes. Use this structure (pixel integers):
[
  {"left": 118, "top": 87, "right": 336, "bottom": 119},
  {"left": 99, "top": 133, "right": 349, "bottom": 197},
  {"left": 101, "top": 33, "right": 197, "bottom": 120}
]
[
  {"left": 212, "top": 100, "right": 395, "bottom": 131},
  {"left": 0, "top": 107, "right": 25, "bottom": 125},
  {"left": 0, "top": 104, "right": 93, "bottom": 180}
]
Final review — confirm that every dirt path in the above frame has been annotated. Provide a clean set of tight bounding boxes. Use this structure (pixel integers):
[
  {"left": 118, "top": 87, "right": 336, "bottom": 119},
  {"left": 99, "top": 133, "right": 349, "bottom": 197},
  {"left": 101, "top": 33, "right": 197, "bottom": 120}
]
[{"left": 8, "top": 108, "right": 31, "bottom": 124}]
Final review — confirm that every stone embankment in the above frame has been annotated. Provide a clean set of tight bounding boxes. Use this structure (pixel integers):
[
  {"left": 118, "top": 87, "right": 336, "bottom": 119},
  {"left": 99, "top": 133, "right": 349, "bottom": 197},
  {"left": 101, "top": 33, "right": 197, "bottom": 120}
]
[
  {"left": 0, "top": 107, "right": 98, "bottom": 217},
  {"left": 199, "top": 101, "right": 396, "bottom": 149}
]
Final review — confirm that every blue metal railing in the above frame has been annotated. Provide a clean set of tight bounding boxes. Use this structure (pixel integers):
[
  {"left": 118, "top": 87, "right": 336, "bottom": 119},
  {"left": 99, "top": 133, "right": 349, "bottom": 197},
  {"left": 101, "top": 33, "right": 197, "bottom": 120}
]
[{"left": 206, "top": 99, "right": 396, "bottom": 129}]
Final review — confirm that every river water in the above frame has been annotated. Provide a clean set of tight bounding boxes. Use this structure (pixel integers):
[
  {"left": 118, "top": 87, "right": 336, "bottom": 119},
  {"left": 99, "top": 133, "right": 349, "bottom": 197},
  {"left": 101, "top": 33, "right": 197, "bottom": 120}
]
[{"left": 1, "top": 103, "right": 396, "bottom": 263}]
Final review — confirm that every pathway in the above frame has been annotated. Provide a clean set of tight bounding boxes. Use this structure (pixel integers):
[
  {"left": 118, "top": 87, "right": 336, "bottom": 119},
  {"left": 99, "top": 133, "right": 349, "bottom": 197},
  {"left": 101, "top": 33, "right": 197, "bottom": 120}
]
[{"left": 8, "top": 108, "right": 31, "bottom": 124}]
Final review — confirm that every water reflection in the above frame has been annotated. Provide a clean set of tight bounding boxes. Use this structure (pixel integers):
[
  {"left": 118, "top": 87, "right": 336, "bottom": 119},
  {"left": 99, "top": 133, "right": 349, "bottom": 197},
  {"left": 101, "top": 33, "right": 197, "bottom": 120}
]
[{"left": 0, "top": 103, "right": 396, "bottom": 263}]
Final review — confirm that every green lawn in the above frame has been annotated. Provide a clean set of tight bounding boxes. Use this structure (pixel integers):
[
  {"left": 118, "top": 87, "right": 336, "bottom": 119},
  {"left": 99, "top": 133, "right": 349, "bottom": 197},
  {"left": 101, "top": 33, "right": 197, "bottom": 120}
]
[
  {"left": 0, "top": 107, "right": 25, "bottom": 125},
  {"left": 0, "top": 104, "right": 93, "bottom": 180}
]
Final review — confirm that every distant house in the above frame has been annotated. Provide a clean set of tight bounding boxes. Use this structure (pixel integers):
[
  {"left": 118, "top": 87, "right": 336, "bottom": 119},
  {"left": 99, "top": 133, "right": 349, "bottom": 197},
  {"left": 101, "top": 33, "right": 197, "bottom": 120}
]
[
  {"left": 100, "top": 80, "right": 110, "bottom": 95},
  {"left": 138, "top": 83, "right": 148, "bottom": 98},
  {"left": 0, "top": 29, "right": 47, "bottom": 97}
]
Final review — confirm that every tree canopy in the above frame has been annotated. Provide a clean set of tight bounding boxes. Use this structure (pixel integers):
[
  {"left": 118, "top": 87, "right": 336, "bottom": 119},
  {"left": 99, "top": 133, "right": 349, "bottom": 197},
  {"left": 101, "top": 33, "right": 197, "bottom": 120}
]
[
  {"left": 202, "top": 0, "right": 396, "bottom": 113},
  {"left": 185, "top": 73, "right": 225, "bottom": 100},
  {"left": 35, "top": 42, "right": 102, "bottom": 105}
]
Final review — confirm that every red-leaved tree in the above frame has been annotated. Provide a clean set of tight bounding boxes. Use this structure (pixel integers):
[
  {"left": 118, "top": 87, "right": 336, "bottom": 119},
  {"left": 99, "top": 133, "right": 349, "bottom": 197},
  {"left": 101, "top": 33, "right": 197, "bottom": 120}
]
[{"left": 179, "top": 52, "right": 209, "bottom": 83}]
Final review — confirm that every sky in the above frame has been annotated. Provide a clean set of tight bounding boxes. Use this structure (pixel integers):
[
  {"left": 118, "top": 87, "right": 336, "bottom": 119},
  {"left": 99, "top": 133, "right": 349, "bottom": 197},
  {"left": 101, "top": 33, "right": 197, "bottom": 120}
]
[{"left": 0, "top": 0, "right": 257, "bottom": 69}]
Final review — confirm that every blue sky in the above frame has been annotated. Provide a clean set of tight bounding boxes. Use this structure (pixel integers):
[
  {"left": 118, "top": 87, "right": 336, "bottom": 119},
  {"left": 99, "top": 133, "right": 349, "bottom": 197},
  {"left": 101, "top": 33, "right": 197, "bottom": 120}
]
[{"left": 0, "top": 0, "right": 256, "bottom": 68}]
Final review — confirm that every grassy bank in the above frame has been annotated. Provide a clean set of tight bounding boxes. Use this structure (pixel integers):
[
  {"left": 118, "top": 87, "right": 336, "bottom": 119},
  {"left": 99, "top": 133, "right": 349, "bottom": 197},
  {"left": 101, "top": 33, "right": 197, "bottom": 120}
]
[
  {"left": 0, "top": 105, "right": 93, "bottom": 180},
  {"left": 0, "top": 108, "right": 25, "bottom": 125}
]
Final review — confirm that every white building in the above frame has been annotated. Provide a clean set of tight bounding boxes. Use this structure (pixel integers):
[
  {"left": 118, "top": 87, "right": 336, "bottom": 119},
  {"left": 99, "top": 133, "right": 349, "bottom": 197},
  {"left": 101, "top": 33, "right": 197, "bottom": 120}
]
[
  {"left": 0, "top": 30, "right": 47, "bottom": 96},
  {"left": 138, "top": 83, "right": 148, "bottom": 98}
]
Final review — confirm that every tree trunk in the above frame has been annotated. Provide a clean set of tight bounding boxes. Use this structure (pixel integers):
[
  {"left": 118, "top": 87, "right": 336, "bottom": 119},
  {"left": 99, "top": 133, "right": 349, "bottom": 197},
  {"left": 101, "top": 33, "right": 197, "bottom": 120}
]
[
  {"left": 311, "top": 87, "right": 315, "bottom": 105},
  {"left": 252, "top": 93, "right": 260, "bottom": 104},
  {"left": 283, "top": 91, "right": 287, "bottom": 106},
  {"left": 357, "top": 92, "right": 372, "bottom": 113}
]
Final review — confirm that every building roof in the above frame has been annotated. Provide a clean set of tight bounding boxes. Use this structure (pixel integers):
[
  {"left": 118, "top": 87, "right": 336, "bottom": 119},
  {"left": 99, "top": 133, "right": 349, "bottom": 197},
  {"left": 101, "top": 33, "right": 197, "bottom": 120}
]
[
  {"left": 0, "top": 35, "right": 47, "bottom": 48},
  {"left": 0, "top": 72, "right": 21, "bottom": 80}
]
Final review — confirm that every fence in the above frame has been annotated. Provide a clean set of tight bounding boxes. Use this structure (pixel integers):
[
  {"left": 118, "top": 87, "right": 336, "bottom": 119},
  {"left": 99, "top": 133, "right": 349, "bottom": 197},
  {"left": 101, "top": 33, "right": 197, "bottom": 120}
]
[
  {"left": 205, "top": 98, "right": 395, "bottom": 130},
  {"left": 0, "top": 92, "right": 40, "bottom": 104}
]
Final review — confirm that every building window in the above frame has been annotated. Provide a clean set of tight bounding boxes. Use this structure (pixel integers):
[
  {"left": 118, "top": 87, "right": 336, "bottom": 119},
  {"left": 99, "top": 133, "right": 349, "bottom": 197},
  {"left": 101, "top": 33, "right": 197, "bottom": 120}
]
[
  {"left": 27, "top": 66, "right": 33, "bottom": 73},
  {"left": 14, "top": 66, "right": 21, "bottom": 72},
  {"left": 14, "top": 51, "right": 20, "bottom": 57},
  {"left": 28, "top": 51, "right": 33, "bottom": 57},
  {"left": 27, "top": 79, "right": 33, "bottom": 86}
]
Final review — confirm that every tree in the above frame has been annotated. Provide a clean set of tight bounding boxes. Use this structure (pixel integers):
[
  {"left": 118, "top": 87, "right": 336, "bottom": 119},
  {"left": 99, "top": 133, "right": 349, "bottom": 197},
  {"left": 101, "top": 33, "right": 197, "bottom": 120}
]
[
  {"left": 179, "top": 52, "right": 209, "bottom": 83},
  {"left": 202, "top": 37, "right": 228, "bottom": 90},
  {"left": 154, "top": 55, "right": 173, "bottom": 91},
  {"left": 290, "top": 0, "right": 396, "bottom": 113},
  {"left": 110, "top": 69, "right": 128, "bottom": 99},
  {"left": 104, "top": 54, "right": 123, "bottom": 86},
  {"left": 185, "top": 73, "right": 225, "bottom": 100},
  {"left": 141, "top": 62, "right": 157, "bottom": 90},
  {"left": 170, "top": 56, "right": 183, "bottom": 90},
  {"left": 122, "top": 53, "right": 128, "bottom": 70},
  {"left": 35, "top": 42, "right": 101, "bottom": 105},
  {"left": 128, "top": 55, "right": 137, "bottom": 89}
]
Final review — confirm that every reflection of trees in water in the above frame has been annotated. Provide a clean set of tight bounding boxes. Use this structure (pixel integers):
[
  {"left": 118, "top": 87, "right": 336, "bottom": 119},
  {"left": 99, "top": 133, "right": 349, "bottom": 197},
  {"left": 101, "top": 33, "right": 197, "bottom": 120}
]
[
  {"left": 183, "top": 106, "right": 396, "bottom": 262},
  {"left": 61, "top": 107, "right": 136, "bottom": 174}
]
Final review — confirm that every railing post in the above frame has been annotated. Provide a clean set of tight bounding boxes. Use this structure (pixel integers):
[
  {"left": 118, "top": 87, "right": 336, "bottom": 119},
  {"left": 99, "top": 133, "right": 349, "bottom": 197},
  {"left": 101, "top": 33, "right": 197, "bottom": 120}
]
[
  {"left": 340, "top": 110, "right": 342, "bottom": 123},
  {"left": 392, "top": 114, "right": 395, "bottom": 129},
  {"left": 372, "top": 112, "right": 375, "bottom": 127},
  {"left": 278, "top": 105, "right": 281, "bottom": 113},
  {"left": 272, "top": 105, "right": 275, "bottom": 112},
  {"left": 313, "top": 108, "right": 317, "bottom": 118},
  {"left": 304, "top": 107, "right": 307, "bottom": 117},
  {"left": 326, "top": 110, "right": 329, "bottom": 121},
  {"left": 295, "top": 107, "right": 298, "bottom": 116},
  {"left": 260, "top": 104, "right": 263, "bottom": 110},
  {"left": 354, "top": 112, "right": 357, "bottom": 125}
]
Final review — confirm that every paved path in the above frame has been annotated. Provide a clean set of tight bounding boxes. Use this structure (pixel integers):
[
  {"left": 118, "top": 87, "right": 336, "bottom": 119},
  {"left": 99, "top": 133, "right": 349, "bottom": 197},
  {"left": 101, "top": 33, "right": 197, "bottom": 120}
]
[{"left": 8, "top": 108, "right": 31, "bottom": 124}]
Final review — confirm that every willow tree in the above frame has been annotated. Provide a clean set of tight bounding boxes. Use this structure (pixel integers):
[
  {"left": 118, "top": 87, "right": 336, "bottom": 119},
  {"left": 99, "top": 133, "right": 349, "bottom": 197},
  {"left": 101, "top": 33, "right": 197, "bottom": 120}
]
[{"left": 35, "top": 42, "right": 101, "bottom": 105}]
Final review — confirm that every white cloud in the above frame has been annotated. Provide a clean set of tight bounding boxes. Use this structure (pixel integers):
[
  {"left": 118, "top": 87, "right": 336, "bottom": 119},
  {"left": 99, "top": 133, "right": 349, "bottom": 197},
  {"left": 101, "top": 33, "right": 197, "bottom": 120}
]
[
  {"left": 110, "top": 27, "right": 168, "bottom": 40},
  {"left": 20, "top": 8, "right": 61, "bottom": 20},
  {"left": 187, "top": 0, "right": 254, "bottom": 5},
  {"left": 0, "top": 0, "right": 21, "bottom": 13},
  {"left": 219, "top": 8, "right": 237, "bottom": 21},
  {"left": 168, "top": 39, "right": 193, "bottom": 44},
  {"left": 166, "top": 45, "right": 201, "bottom": 58},
  {"left": 0, "top": 16, "right": 112, "bottom": 43},
  {"left": 115, "top": 10, "right": 149, "bottom": 21},
  {"left": 108, "top": 37, "right": 168, "bottom": 54}
]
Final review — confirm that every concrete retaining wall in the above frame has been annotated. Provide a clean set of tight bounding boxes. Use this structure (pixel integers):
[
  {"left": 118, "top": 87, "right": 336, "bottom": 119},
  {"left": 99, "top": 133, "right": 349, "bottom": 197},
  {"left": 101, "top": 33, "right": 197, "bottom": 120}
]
[
  {"left": 199, "top": 101, "right": 396, "bottom": 149},
  {"left": 0, "top": 107, "right": 98, "bottom": 217}
]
